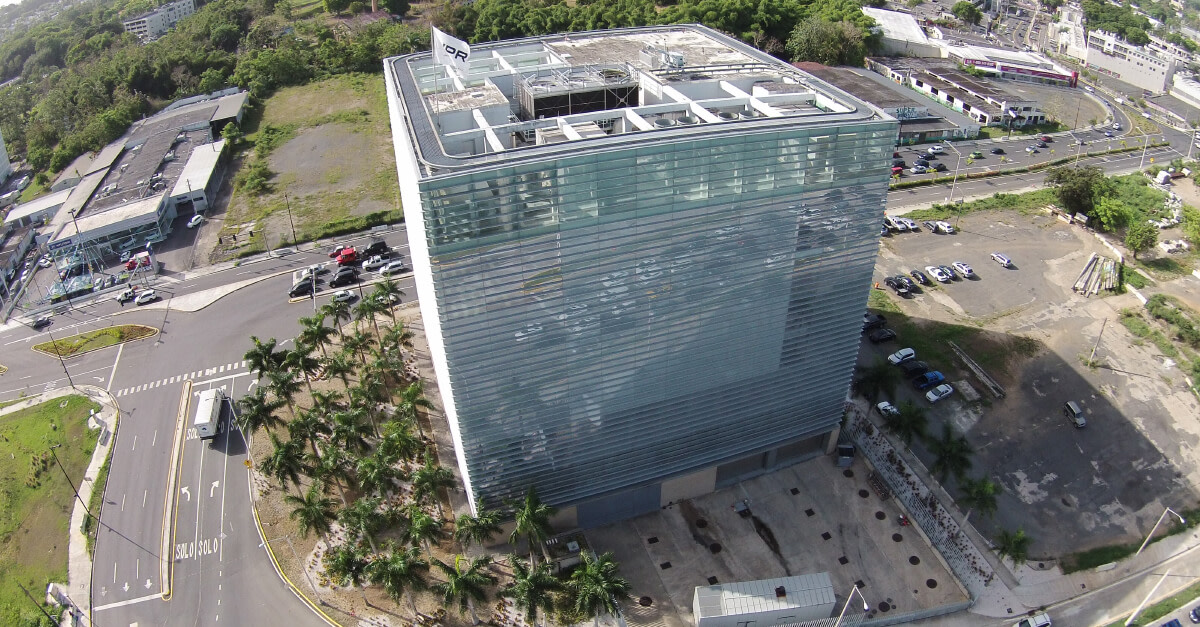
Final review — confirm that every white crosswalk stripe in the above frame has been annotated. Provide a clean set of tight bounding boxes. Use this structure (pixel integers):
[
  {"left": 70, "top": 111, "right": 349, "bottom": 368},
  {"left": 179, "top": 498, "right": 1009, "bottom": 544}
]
[{"left": 109, "top": 361, "right": 250, "bottom": 399}]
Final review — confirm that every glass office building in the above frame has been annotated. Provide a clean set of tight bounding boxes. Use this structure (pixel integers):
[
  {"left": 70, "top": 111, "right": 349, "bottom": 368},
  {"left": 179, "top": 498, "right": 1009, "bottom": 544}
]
[{"left": 385, "top": 25, "right": 898, "bottom": 526}]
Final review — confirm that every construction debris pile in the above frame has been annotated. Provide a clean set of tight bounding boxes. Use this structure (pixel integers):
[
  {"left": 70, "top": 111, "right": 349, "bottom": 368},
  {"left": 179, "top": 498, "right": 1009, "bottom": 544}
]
[{"left": 1074, "top": 253, "right": 1120, "bottom": 295}]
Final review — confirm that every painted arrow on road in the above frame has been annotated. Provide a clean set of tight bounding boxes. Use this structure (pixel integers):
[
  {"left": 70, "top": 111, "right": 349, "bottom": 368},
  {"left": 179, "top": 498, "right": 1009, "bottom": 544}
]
[
  {"left": 181, "top": 486, "right": 191, "bottom": 501},
  {"left": 210, "top": 481, "right": 219, "bottom": 497},
  {"left": 123, "top": 582, "right": 129, "bottom": 592},
  {"left": 144, "top": 579, "right": 153, "bottom": 589}
]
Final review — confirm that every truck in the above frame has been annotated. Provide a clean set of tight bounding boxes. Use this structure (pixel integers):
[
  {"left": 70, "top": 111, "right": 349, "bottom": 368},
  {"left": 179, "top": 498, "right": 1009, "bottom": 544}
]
[{"left": 194, "top": 388, "right": 225, "bottom": 440}]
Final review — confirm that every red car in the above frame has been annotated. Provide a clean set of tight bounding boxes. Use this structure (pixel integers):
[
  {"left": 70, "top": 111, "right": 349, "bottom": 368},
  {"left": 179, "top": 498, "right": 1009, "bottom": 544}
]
[
  {"left": 328, "top": 244, "right": 350, "bottom": 258},
  {"left": 1039, "top": 135, "right": 1052, "bottom": 142},
  {"left": 336, "top": 248, "right": 358, "bottom": 265}
]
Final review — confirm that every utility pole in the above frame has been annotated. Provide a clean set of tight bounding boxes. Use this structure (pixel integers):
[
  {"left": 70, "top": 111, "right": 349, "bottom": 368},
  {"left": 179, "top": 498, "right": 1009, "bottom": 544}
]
[
  {"left": 49, "top": 444, "right": 93, "bottom": 519},
  {"left": 1088, "top": 317, "right": 1108, "bottom": 366},
  {"left": 284, "top": 193, "right": 298, "bottom": 248},
  {"left": 45, "top": 329, "right": 76, "bottom": 389}
]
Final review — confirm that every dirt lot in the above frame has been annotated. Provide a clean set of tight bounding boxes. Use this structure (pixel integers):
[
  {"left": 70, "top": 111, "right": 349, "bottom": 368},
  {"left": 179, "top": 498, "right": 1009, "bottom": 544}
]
[
  {"left": 208, "top": 74, "right": 400, "bottom": 263},
  {"left": 868, "top": 209, "right": 1200, "bottom": 558},
  {"left": 1004, "top": 82, "right": 1108, "bottom": 129}
]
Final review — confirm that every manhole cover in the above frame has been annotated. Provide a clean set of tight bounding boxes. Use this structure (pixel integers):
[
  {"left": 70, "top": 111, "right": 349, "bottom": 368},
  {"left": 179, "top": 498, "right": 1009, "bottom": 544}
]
[
  {"left": 695, "top": 518, "right": 708, "bottom": 528},
  {"left": 638, "top": 597, "right": 653, "bottom": 607},
  {"left": 709, "top": 543, "right": 722, "bottom": 554},
  {"left": 892, "top": 533, "right": 903, "bottom": 542},
  {"left": 858, "top": 489, "right": 870, "bottom": 498},
  {"left": 843, "top": 469, "right": 854, "bottom": 478},
  {"left": 875, "top": 511, "right": 886, "bottom": 520},
  {"left": 909, "top": 556, "right": 920, "bottom": 565},
  {"left": 926, "top": 579, "right": 938, "bottom": 589},
  {"left": 878, "top": 602, "right": 891, "bottom": 612}
]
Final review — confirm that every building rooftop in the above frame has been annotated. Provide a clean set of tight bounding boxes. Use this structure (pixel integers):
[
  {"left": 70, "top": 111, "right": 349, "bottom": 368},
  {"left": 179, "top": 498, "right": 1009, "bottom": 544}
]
[
  {"left": 386, "top": 24, "right": 891, "bottom": 173},
  {"left": 693, "top": 573, "right": 835, "bottom": 619},
  {"left": 172, "top": 139, "right": 225, "bottom": 198},
  {"left": 863, "top": 7, "right": 930, "bottom": 45},
  {"left": 871, "top": 57, "right": 1036, "bottom": 104},
  {"left": 794, "top": 63, "right": 920, "bottom": 110},
  {"left": 0, "top": 224, "right": 32, "bottom": 270},
  {"left": 69, "top": 193, "right": 164, "bottom": 237},
  {"left": 4, "top": 188, "right": 71, "bottom": 225}
]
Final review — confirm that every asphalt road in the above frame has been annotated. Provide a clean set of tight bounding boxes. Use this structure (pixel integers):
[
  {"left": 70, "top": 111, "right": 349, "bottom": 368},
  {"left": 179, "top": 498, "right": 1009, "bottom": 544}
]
[{"left": 0, "top": 231, "right": 415, "bottom": 626}]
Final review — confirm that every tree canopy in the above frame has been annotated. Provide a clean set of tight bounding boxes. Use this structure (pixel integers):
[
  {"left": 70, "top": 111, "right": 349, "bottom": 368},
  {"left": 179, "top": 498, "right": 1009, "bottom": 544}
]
[
  {"left": 951, "top": 1, "right": 983, "bottom": 26},
  {"left": 1045, "top": 166, "right": 1112, "bottom": 220},
  {"left": 1082, "top": 0, "right": 1152, "bottom": 45}
]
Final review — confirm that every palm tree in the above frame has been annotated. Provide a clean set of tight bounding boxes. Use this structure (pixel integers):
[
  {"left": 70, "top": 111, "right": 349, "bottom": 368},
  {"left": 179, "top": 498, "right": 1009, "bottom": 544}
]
[
  {"left": 245, "top": 335, "right": 285, "bottom": 378},
  {"left": 299, "top": 314, "right": 337, "bottom": 360},
  {"left": 367, "top": 543, "right": 428, "bottom": 618},
  {"left": 928, "top": 423, "right": 974, "bottom": 484},
  {"left": 433, "top": 554, "right": 497, "bottom": 625},
  {"left": 323, "top": 544, "right": 372, "bottom": 606},
  {"left": 236, "top": 387, "right": 284, "bottom": 439},
  {"left": 959, "top": 476, "right": 1000, "bottom": 523},
  {"left": 855, "top": 358, "right": 900, "bottom": 405},
  {"left": 568, "top": 551, "right": 631, "bottom": 627},
  {"left": 338, "top": 496, "right": 389, "bottom": 552},
  {"left": 313, "top": 445, "right": 354, "bottom": 506},
  {"left": 285, "top": 343, "right": 323, "bottom": 396},
  {"left": 324, "top": 351, "right": 356, "bottom": 389},
  {"left": 509, "top": 487, "right": 556, "bottom": 565},
  {"left": 371, "top": 278, "right": 405, "bottom": 323},
  {"left": 330, "top": 408, "right": 373, "bottom": 456},
  {"left": 396, "top": 380, "right": 435, "bottom": 439},
  {"left": 506, "top": 554, "right": 561, "bottom": 627},
  {"left": 310, "top": 389, "right": 345, "bottom": 417},
  {"left": 884, "top": 401, "right": 928, "bottom": 446},
  {"left": 354, "top": 296, "right": 387, "bottom": 340},
  {"left": 412, "top": 453, "right": 456, "bottom": 516},
  {"left": 285, "top": 483, "right": 338, "bottom": 544},
  {"left": 380, "top": 419, "right": 424, "bottom": 464},
  {"left": 406, "top": 505, "right": 445, "bottom": 558},
  {"left": 343, "top": 329, "right": 374, "bottom": 367},
  {"left": 268, "top": 369, "right": 303, "bottom": 417},
  {"left": 356, "top": 451, "right": 399, "bottom": 496},
  {"left": 321, "top": 300, "right": 352, "bottom": 340},
  {"left": 381, "top": 321, "right": 414, "bottom": 359},
  {"left": 454, "top": 508, "right": 503, "bottom": 551},
  {"left": 351, "top": 374, "right": 389, "bottom": 436},
  {"left": 261, "top": 432, "right": 307, "bottom": 494},
  {"left": 995, "top": 528, "right": 1033, "bottom": 568},
  {"left": 289, "top": 407, "right": 332, "bottom": 459}
]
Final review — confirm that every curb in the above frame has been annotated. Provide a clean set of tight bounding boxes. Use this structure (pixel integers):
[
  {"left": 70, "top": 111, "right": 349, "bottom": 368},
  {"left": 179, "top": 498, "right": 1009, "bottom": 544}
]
[
  {"left": 82, "top": 388, "right": 120, "bottom": 627},
  {"left": 161, "top": 380, "right": 192, "bottom": 601},
  {"left": 30, "top": 324, "right": 159, "bottom": 360}
]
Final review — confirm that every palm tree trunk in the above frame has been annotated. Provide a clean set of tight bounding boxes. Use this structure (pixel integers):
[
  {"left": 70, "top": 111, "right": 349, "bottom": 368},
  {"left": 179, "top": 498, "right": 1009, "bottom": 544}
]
[
  {"left": 468, "top": 599, "right": 479, "bottom": 626},
  {"left": 407, "top": 591, "right": 419, "bottom": 618},
  {"left": 334, "top": 479, "right": 348, "bottom": 506}
]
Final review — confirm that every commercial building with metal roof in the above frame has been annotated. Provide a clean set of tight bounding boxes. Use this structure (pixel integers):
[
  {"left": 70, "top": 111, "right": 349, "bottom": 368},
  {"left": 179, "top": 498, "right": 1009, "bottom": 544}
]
[
  {"left": 693, "top": 574, "right": 838, "bottom": 627},
  {"left": 3, "top": 187, "right": 71, "bottom": 228},
  {"left": 868, "top": 57, "right": 1046, "bottom": 127}
]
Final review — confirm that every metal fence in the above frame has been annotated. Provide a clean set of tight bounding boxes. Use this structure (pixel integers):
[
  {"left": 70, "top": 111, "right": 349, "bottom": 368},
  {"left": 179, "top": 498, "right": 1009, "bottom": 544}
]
[{"left": 842, "top": 404, "right": 993, "bottom": 598}]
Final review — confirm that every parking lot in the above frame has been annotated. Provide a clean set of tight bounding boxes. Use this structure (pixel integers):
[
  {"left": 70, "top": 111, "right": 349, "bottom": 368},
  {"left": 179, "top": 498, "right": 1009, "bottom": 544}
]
[{"left": 867, "top": 209, "right": 1200, "bottom": 558}]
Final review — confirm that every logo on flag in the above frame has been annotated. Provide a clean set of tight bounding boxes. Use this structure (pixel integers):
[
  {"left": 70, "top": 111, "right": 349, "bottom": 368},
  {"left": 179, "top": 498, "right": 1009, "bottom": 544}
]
[{"left": 432, "top": 27, "right": 471, "bottom": 77}]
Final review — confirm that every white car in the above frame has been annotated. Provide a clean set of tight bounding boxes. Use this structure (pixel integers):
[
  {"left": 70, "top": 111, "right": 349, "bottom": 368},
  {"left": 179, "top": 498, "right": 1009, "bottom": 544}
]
[
  {"left": 876, "top": 401, "right": 899, "bottom": 417},
  {"left": 926, "top": 384, "right": 954, "bottom": 403},
  {"left": 379, "top": 260, "right": 407, "bottom": 275},
  {"left": 990, "top": 253, "right": 1012, "bottom": 267},
  {"left": 1112, "top": 122, "right": 1121, "bottom": 130},
  {"left": 514, "top": 323, "right": 543, "bottom": 342},
  {"left": 14, "top": 175, "right": 30, "bottom": 190},
  {"left": 925, "top": 265, "right": 951, "bottom": 283},
  {"left": 186, "top": 214, "right": 204, "bottom": 228},
  {"left": 927, "top": 144, "right": 944, "bottom": 153},
  {"left": 895, "top": 217, "right": 918, "bottom": 231},
  {"left": 37, "top": 256, "right": 52, "bottom": 268},
  {"left": 951, "top": 261, "right": 975, "bottom": 278},
  {"left": 134, "top": 290, "right": 159, "bottom": 305},
  {"left": 331, "top": 290, "right": 356, "bottom": 303},
  {"left": 910, "top": 165, "right": 927, "bottom": 174},
  {"left": 888, "top": 348, "right": 916, "bottom": 365},
  {"left": 362, "top": 255, "right": 390, "bottom": 271},
  {"left": 933, "top": 220, "right": 955, "bottom": 234}
]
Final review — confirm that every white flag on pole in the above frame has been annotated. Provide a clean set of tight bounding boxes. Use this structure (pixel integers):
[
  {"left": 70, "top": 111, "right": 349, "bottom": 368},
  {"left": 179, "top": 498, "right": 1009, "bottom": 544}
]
[{"left": 432, "top": 27, "right": 471, "bottom": 78}]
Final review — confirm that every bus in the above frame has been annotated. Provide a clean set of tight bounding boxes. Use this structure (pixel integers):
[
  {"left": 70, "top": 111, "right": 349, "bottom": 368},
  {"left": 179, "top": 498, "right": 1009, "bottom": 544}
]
[{"left": 194, "top": 389, "right": 224, "bottom": 440}]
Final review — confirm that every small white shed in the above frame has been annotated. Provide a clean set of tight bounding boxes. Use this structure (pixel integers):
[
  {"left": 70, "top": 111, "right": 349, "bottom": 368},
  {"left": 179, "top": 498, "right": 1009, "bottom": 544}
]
[{"left": 693, "top": 573, "right": 837, "bottom": 627}]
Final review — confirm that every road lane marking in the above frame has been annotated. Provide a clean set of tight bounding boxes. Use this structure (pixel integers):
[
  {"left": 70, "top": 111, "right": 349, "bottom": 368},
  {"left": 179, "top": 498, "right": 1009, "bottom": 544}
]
[
  {"left": 107, "top": 343, "right": 123, "bottom": 392},
  {"left": 131, "top": 435, "right": 137, "bottom": 451},
  {"left": 121, "top": 493, "right": 126, "bottom": 511},
  {"left": 94, "top": 592, "right": 162, "bottom": 611},
  {"left": 152, "top": 430, "right": 157, "bottom": 447},
  {"left": 142, "top": 490, "right": 147, "bottom": 508},
  {"left": 113, "top": 562, "right": 117, "bottom": 583}
]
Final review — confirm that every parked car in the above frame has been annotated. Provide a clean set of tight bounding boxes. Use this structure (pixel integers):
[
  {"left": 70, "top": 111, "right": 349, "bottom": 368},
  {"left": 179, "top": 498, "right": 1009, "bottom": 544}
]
[
  {"left": 362, "top": 255, "right": 390, "bottom": 271},
  {"left": 134, "top": 290, "right": 159, "bottom": 305},
  {"left": 912, "top": 371, "right": 946, "bottom": 390},
  {"left": 970, "top": 151, "right": 983, "bottom": 159},
  {"left": 884, "top": 276, "right": 910, "bottom": 296},
  {"left": 1160, "top": 620, "right": 1181, "bottom": 627},
  {"left": 910, "top": 269, "right": 931, "bottom": 285},
  {"left": 1104, "top": 130, "right": 1114, "bottom": 137},
  {"left": 1036, "top": 140, "right": 1048, "bottom": 148},
  {"left": 925, "top": 265, "right": 951, "bottom": 283},
  {"left": 1063, "top": 400, "right": 1087, "bottom": 428},
  {"left": 939, "top": 264, "right": 959, "bottom": 280},
  {"left": 868, "top": 328, "right": 897, "bottom": 343},
  {"left": 990, "top": 148, "right": 1005, "bottom": 154},
  {"left": 362, "top": 239, "right": 389, "bottom": 257},
  {"left": 910, "top": 165, "right": 928, "bottom": 174},
  {"left": 336, "top": 248, "right": 358, "bottom": 265},
  {"left": 37, "top": 255, "right": 52, "bottom": 268},
  {"left": 1039, "top": 135, "right": 1052, "bottom": 142},
  {"left": 289, "top": 281, "right": 315, "bottom": 298},
  {"left": 876, "top": 401, "right": 899, "bottom": 417},
  {"left": 330, "top": 273, "right": 359, "bottom": 287},
  {"left": 379, "top": 260, "right": 408, "bottom": 275},
  {"left": 928, "top": 144, "right": 944, "bottom": 153},
  {"left": 888, "top": 348, "right": 916, "bottom": 365},
  {"left": 1189, "top": 604, "right": 1200, "bottom": 622},
  {"left": 186, "top": 214, "right": 204, "bottom": 228},
  {"left": 892, "top": 158, "right": 906, "bottom": 167},
  {"left": 1013, "top": 611, "right": 1052, "bottom": 627},
  {"left": 895, "top": 217, "right": 918, "bottom": 231},
  {"left": 914, "top": 158, "right": 930, "bottom": 167},
  {"left": 899, "top": 360, "right": 930, "bottom": 376},
  {"left": 328, "top": 244, "right": 351, "bottom": 258},
  {"left": 932, "top": 163, "right": 948, "bottom": 172},
  {"left": 1026, "top": 146, "right": 1039, "bottom": 154},
  {"left": 951, "top": 261, "right": 975, "bottom": 278},
  {"left": 891, "top": 166, "right": 904, "bottom": 177},
  {"left": 116, "top": 288, "right": 137, "bottom": 303},
  {"left": 863, "top": 313, "right": 887, "bottom": 332},
  {"left": 926, "top": 384, "right": 954, "bottom": 403},
  {"left": 991, "top": 252, "right": 1012, "bottom": 267},
  {"left": 331, "top": 290, "right": 356, "bottom": 303}
]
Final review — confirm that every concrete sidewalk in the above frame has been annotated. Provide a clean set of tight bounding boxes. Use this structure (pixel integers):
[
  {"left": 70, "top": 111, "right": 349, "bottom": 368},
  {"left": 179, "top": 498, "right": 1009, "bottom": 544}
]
[{"left": 0, "top": 384, "right": 118, "bottom": 625}]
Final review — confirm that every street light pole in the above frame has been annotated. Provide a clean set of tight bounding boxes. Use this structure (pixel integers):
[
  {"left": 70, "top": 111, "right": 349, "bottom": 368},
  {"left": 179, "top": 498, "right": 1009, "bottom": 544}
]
[
  {"left": 1136, "top": 507, "right": 1186, "bottom": 556},
  {"left": 834, "top": 584, "right": 870, "bottom": 627},
  {"left": 44, "top": 329, "right": 76, "bottom": 390},
  {"left": 284, "top": 193, "right": 298, "bottom": 248},
  {"left": 49, "top": 444, "right": 93, "bottom": 519},
  {"left": 1140, "top": 133, "right": 1150, "bottom": 169},
  {"left": 1125, "top": 569, "right": 1171, "bottom": 626}
]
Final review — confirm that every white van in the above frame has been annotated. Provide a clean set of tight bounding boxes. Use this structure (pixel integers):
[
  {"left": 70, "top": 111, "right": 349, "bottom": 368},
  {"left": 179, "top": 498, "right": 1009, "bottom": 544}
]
[{"left": 194, "top": 388, "right": 224, "bottom": 439}]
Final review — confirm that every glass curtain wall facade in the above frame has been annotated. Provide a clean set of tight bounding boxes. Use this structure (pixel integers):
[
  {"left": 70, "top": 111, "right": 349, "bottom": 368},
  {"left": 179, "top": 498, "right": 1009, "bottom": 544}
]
[{"left": 418, "top": 122, "right": 895, "bottom": 514}]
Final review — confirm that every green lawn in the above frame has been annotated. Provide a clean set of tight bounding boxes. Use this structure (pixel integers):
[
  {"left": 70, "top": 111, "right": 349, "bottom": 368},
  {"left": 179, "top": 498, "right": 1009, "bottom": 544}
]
[
  {"left": 0, "top": 395, "right": 101, "bottom": 626},
  {"left": 33, "top": 325, "right": 157, "bottom": 357}
]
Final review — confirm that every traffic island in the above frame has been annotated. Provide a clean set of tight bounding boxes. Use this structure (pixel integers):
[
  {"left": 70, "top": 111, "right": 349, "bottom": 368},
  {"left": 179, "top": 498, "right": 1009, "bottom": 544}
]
[{"left": 32, "top": 324, "right": 158, "bottom": 358}]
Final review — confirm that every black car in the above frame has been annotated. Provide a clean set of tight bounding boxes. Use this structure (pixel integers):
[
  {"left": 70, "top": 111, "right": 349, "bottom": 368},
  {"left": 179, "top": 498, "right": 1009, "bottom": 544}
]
[
  {"left": 932, "top": 163, "right": 948, "bottom": 172},
  {"left": 884, "top": 277, "right": 910, "bottom": 296},
  {"left": 863, "top": 313, "right": 887, "bottom": 332},
  {"left": 990, "top": 148, "right": 1005, "bottom": 155},
  {"left": 939, "top": 264, "right": 959, "bottom": 280},
  {"left": 362, "top": 240, "right": 389, "bottom": 257},
  {"left": 910, "top": 269, "right": 931, "bottom": 285},
  {"left": 892, "top": 158, "right": 906, "bottom": 167},
  {"left": 330, "top": 273, "right": 359, "bottom": 287},
  {"left": 914, "top": 159, "right": 930, "bottom": 167},
  {"left": 1189, "top": 605, "right": 1200, "bottom": 623},
  {"left": 868, "top": 328, "right": 897, "bottom": 343},
  {"left": 289, "top": 281, "right": 315, "bottom": 297},
  {"left": 899, "top": 360, "right": 930, "bottom": 376},
  {"left": 1036, "top": 140, "right": 1048, "bottom": 148},
  {"left": 896, "top": 275, "right": 917, "bottom": 291},
  {"left": 334, "top": 265, "right": 359, "bottom": 277},
  {"left": 31, "top": 315, "right": 52, "bottom": 329}
]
